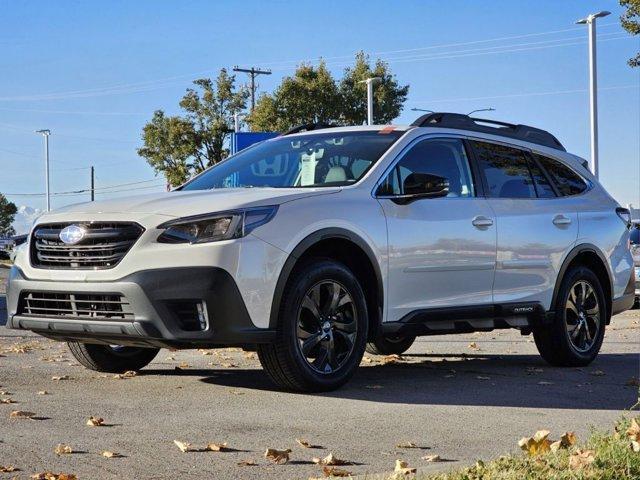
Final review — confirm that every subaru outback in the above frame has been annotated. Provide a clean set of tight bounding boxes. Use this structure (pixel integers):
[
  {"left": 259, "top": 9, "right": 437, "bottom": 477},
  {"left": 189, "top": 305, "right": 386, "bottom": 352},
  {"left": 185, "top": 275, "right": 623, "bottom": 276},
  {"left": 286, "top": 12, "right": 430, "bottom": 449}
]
[{"left": 6, "top": 113, "right": 636, "bottom": 391}]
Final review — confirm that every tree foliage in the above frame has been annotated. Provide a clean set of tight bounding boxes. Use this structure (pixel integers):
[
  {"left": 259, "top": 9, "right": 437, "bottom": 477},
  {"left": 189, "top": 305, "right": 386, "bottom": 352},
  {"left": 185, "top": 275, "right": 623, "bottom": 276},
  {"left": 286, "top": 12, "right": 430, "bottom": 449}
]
[
  {"left": 138, "top": 70, "right": 248, "bottom": 186},
  {"left": 247, "top": 52, "right": 409, "bottom": 131},
  {"left": 620, "top": 0, "right": 640, "bottom": 67},
  {"left": 0, "top": 193, "right": 17, "bottom": 237}
]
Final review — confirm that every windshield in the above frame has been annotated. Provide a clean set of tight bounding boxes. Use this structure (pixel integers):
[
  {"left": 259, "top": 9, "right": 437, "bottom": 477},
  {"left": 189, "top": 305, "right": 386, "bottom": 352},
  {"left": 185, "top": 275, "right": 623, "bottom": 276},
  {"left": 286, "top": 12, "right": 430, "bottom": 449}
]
[{"left": 181, "top": 130, "right": 403, "bottom": 190}]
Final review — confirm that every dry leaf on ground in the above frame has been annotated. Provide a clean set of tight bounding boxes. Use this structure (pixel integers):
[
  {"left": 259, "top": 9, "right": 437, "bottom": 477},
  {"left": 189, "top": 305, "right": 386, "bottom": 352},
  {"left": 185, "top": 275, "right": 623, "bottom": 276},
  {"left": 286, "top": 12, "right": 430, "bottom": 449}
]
[
  {"left": 396, "top": 441, "right": 418, "bottom": 449},
  {"left": 101, "top": 451, "right": 123, "bottom": 458},
  {"left": 206, "top": 442, "right": 228, "bottom": 452},
  {"left": 113, "top": 371, "right": 137, "bottom": 379},
  {"left": 422, "top": 454, "right": 442, "bottom": 462},
  {"left": 0, "top": 398, "right": 16, "bottom": 404},
  {"left": 312, "top": 453, "right": 348, "bottom": 466},
  {"left": 322, "top": 466, "right": 352, "bottom": 477},
  {"left": 394, "top": 459, "right": 416, "bottom": 475},
  {"left": 31, "top": 473, "right": 77, "bottom": 480},
  {"left": 54, "top": 444, "right": 73, "bottom": 455},
  {"left": 237, "top": 459, "right": 257, "bottom": 466},
  {"left": 468, "top": 342, "right": 479, "bottom": 350},
  {"left": 174, "top": 440, "right": 192, "bottom": 452},
  {"left": 381, "top": 354, "right": 403, "bottom": 365},
  {"left": 626, "top": 418, "right": 640, "bottom": 441},
  {"left": 0, "top": 466, "right": 18, "bottom": 472},
  {"left": 37, "top": 391, "right": 48, "bottom": 395},
  {"left": 264, "top": 448, "right": 291, "bottom": 464},
  {"left": 9, "top": 410, "right": 36, "bottom": 419},
  {"left": 86, "top": 416, "right": 105, "bottom": 427},
  {"left": 518, "top": 430, "right": 551, "bottom": 456},
  {"left": 569, "top": 449, "right": 595, "bottom": 470},
  {"left": 51, "top": 375, "right": 69, "bottom": 381}
]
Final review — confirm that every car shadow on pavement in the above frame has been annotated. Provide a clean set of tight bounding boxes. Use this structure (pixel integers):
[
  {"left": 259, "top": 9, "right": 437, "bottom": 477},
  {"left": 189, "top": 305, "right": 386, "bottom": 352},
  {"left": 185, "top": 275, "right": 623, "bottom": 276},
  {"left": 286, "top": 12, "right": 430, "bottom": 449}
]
[{"left": 141, "top": 353, "right": 640, "bottom": 410}]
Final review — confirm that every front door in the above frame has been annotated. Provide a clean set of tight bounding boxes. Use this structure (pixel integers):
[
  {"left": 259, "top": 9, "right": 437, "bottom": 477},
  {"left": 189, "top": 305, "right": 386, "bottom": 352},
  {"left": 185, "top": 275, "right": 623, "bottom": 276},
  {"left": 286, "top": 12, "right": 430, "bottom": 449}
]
[{"left": 377, "top": 137, "right": 497, "bottom": 323}]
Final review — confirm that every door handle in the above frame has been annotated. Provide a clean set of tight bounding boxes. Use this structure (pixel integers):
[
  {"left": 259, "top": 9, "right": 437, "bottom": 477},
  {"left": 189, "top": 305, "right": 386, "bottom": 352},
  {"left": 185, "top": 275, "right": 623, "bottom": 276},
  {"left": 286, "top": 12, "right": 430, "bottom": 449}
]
[
  {"left": 552, "top": 214, "right": 572, "bottom": 226},
  {"left": 472, "top": 216, "right": 494, "bottom": 228}
]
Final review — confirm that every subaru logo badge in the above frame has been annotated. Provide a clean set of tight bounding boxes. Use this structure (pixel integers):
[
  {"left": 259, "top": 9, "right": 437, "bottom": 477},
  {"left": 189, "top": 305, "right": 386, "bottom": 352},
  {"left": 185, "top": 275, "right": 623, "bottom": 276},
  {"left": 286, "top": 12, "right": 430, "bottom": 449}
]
[{"left": 59, "top": 225, "right": 86, "bottom": 245}]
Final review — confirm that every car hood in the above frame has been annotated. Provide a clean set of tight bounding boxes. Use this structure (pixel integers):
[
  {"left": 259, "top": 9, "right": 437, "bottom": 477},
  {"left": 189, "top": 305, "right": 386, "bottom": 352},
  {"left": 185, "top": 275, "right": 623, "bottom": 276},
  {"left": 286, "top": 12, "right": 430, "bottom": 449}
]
[{"left": 49, "top": 187, "right": 341, "bottom": 218}]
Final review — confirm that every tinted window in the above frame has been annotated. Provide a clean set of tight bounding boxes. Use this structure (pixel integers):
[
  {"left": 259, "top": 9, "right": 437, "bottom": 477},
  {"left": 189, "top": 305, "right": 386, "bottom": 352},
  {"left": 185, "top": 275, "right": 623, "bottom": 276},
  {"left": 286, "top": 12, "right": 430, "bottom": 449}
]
[
  {"left": 528, "top": 159, "right": 556, "bottom": 198},
  {"left": 631, "top": 226, "right": 640, "bottom": 245},
  {"left": 379, "top": 138, "right": 474, "bottom": 197},
  {"left": 472, "top": 141, "right": 536, "bottom": 199},
  {"left": 182, "top": 131, "right": 403, "bottom": 190},
  {"left": 534, "top": 154, "right": 588, "bottom": 196}
]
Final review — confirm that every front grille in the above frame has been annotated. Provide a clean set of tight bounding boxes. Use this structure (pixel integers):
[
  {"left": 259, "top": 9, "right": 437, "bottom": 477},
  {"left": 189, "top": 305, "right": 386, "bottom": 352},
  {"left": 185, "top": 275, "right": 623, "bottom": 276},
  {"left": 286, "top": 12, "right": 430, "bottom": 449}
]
[
  {"left": 31, "top": 222, "right": 143, "bottom": 269},
  {"left": 19, "top": 292, "right": 134, "bottom": 320}
]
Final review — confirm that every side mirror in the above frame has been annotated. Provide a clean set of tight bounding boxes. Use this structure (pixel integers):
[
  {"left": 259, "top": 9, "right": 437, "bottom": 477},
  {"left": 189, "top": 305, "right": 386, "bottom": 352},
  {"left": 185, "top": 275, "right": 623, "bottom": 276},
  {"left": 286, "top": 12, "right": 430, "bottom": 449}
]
[{"left": 394, "top": 173, "right": 449, "bottom": 204}]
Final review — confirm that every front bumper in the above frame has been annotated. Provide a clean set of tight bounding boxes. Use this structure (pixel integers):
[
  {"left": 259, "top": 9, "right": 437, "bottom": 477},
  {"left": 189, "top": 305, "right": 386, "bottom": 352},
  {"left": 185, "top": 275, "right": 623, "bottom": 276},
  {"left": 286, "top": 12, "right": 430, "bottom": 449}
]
[{"left": 5, "top": 266, "right": 275, "bottom": 348}]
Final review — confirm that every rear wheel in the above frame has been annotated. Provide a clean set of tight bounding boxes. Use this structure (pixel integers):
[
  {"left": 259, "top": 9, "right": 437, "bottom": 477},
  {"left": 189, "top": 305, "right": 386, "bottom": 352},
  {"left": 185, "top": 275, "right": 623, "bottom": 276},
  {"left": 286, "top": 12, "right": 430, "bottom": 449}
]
[
  {"left": 366, "top": 333, "right": 416, "bottom": 355},
  {"left": 258, "top": 259, "right": 367, "bottom": 392},
  {"left": 534, "top": 266, "right": 607, "bottom": 367},
  {"left": 68, "top": 342, "right": 159, "bottom": 373}
]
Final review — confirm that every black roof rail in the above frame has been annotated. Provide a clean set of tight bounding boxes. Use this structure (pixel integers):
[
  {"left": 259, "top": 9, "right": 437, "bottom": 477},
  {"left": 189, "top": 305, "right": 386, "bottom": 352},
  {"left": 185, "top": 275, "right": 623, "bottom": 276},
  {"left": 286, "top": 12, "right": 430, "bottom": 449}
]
[
  {"left": 411, "top": 112, "right": 566, "bottom": 151},
  {"left": 283, "top": 122, "right": 336, "bottom": 136}
]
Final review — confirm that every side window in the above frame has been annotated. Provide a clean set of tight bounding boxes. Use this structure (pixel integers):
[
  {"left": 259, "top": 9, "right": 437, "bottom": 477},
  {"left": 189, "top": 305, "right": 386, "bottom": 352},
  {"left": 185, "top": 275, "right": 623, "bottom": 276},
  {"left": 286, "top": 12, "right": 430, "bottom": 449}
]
[
  {"left": 379, "top": 138, "right": 475, "bottom": 197},
  {"left": 534, "top": 154, "right": 589, "bottom": 196},
  {"left": 528, "top": 159, "right": 556, "bottom": 198},
  {"left": 471, "top": 141, "right": 537, "bottom": 199}
]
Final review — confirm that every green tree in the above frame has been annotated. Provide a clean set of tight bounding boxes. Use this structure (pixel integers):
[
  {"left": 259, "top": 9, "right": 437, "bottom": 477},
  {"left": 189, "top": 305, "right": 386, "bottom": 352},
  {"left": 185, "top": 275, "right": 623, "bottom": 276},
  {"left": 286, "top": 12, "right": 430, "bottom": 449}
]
[
  {"left": 339, "top": 52, "right": 409, "bottom": 126},
  {"left": 247, "top": 53, "right": 409, "bottom": 131},
  {"left": 248, "top": 61, "right": 342, "bottom": 132},
  {"left": 138, "top": 70, "right": 248, "bottom": 186},
  {"left": 620, "top": 0, "right": 640, "bottom": 67},
  {"left": 0, "top": 193, "right": 17, "bottom": 237}
]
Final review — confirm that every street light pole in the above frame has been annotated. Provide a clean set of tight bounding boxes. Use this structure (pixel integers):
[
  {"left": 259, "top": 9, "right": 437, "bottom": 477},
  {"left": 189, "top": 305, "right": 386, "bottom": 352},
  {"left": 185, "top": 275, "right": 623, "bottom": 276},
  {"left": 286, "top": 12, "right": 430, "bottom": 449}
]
[
  {"left": 35, "top": 129, "right": 51, "bottom": 211},
  {"left": 576, "top": 11, "right": 610, "bottom": 178},
  {"left": 360, "top": 77, "right": 382, "bottom": 125}
]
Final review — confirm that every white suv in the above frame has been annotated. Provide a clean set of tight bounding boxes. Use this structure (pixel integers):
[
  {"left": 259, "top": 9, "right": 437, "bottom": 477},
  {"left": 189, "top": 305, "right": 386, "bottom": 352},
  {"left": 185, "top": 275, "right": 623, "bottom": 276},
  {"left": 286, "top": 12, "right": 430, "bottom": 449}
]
[{"left": 6, "top": 113, "right": 636, "bottom": 391}]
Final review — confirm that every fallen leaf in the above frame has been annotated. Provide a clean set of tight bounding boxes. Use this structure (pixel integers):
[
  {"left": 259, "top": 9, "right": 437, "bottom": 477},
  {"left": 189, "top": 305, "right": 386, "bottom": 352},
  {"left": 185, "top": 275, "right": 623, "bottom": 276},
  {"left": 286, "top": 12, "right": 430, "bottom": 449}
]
[
  {"left": 422, "top": 454, "right": 442, "bottom": 462},
  {"left": 113, "top": 371, "right": 137, "bottom": 379},
  {"left": 206, "top": 442, "right": 228, "bottom": 452},
  {"left": 396, "top": 441, "right": 418, "bottom": 449},
  {"left": 178, "top": 362, "right": 191, "bottom": 369},
  {"left": 54, "top": 444, "right": 73, "bottom": 456},
  {"left": 468, "top": 342, "right": 479, "bottom": 350},
  {"left": 237, "top": 459, "right": 257, "bottom": 466},
  {"left": 296, "top": 438, "right": 313, "bottom": 448},
  {"left": 31, "top": 473, "right": 77, "bottom": 480},
  {"left": 174, "top": 440, "right": 192, "bottom": 452},
  {"left": 362, "top": 356, "right": 374, "bottom": 364},
  {"left": 518, "top": 430, "right": 551, "bottom": 456},
  {"left": 381, "top": 354, "right": 403, "bottom": 365},
  {"left": 9, "top": 410, "right": 36, "bottom": 419},
  {"left": 37, "top": 391, "right": 49, "bottom": 395},
  {"left": 569, "top": 449, "right": 595, "bottom": 470},
  {"left": 86, "top": 416, "right": 105, "bottom": 427},
  {"left": 264, "top": 448, "right": 291, "bottom": 464},
  {"left": 312, "top": 453, "right": 348, "bottom": 466},
  {"left": 0, "top": 465, "right": 18, "bottom": 472},
  {"left": 626, "top": 418, "right": 640, "bottom": 441},
  {"left": 0, "top": 398, "right": 16, "bottom": 404},
  {"left": 51, "top": 375, "right": 69, "bottom": 381},
  {"left": 394, "top": 459, "right": 416, "bottom": 475},
  {"left": 101, "top": 451, "right": 123, "bottom": 458},
  {"left": 322, "top": 466, "right": 352, "bottom": 477},
  {"left": 0, "top": 390, "right": 12, "bottom": 395}
]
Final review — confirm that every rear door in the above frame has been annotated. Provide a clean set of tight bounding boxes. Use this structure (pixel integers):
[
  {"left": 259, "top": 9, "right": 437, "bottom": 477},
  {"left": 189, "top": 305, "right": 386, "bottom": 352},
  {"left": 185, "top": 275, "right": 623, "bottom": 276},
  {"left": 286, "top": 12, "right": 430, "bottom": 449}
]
[
  {"left": 470, "top": 140, "right": 578, "bottom": 308},
  {"left": 377, "top": 136, "right": 497, "bottom": 322}
]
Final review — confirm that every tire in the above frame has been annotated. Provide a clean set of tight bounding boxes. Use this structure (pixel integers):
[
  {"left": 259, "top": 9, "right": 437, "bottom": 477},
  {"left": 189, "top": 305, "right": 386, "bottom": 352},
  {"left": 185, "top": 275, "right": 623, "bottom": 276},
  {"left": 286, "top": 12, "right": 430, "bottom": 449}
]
[
  {"left": 534, "top": 266, "right": 607, "bottom": 367},
  {"left": 68, "top": 342, "right": 159, "bottom": 373},
  {"left": 366, "top": 334, "right": 416, "bottom": 355},
  {"left": 258, "top": 258, "right": 368, "bottom": 392}
]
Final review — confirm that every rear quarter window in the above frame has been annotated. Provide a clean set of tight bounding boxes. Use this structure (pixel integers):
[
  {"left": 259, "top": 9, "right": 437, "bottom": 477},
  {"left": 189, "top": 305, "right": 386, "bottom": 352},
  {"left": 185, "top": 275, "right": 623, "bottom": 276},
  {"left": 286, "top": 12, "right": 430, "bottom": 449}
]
[{"left": 534, "top": 154, "right": 589, "bottom": 196}]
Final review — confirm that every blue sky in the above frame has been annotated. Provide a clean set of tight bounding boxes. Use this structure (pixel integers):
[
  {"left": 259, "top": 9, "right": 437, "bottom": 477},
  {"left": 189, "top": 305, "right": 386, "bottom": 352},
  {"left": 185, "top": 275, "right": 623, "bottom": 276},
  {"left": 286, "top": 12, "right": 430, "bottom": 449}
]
[{"left": 0, "top": 0, "right": 638, "bottom": 212}]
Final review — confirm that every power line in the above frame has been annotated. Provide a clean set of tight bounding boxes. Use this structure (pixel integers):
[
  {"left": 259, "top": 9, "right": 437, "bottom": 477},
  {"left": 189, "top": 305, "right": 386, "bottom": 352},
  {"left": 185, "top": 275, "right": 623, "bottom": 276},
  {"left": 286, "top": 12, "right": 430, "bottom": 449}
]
[{"left": 2, "top": 178, "right": 164, "bottom": 197}]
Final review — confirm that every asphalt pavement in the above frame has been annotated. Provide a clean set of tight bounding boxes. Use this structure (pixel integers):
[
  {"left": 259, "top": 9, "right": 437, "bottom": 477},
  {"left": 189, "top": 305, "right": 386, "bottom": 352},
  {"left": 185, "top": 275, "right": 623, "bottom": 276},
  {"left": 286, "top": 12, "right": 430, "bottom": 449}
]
[{"left": 0, "top": 263, "right": 638, "bottom": 479}]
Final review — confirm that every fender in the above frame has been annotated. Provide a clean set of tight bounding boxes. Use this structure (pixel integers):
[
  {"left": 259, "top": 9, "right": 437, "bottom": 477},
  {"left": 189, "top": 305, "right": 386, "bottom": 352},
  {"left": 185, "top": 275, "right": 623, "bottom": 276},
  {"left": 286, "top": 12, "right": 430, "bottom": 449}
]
[
  {"left": 551, "top": 242, "right": 613, "bottom": 315},
  {"left": 268, "top": 227, "right": 384, "bottom": 331}
]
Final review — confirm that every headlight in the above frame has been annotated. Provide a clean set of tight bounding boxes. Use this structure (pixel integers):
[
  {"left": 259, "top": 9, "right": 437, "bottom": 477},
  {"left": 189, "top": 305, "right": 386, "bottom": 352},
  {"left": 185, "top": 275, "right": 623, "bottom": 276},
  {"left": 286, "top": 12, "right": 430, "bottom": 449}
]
[{"left": 157, "top": 206, "right": 278, "bottom": 244}]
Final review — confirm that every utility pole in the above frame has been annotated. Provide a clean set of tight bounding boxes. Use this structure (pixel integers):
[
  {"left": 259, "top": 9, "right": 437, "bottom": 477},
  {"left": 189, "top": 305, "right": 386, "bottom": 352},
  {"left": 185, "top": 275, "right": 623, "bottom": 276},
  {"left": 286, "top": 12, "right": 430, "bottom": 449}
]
[
  {"left": 359, "top": 77, "right": 381, "bottom": 125},
  {"left": 576, "top": 11, "right": 610, "bottom": 179},
  {"left": 233, "top": 66, "right": 272, "bottom": 111},
  {"left": 90, "top": 166, "right": 95, "bottom": 201},
  {"left": 35, "top": 129, "right": 51, "bottom": 211}
]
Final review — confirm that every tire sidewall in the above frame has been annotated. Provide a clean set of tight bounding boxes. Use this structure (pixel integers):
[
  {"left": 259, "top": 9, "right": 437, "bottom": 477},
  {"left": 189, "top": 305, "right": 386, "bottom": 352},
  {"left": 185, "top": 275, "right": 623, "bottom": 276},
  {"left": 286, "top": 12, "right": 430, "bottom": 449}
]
[
  {"left": 279, "top": 260, "right": 368, "bottom": 390},
  {"left": 554, "top": 266, "right": 606, "bottom": 362}
]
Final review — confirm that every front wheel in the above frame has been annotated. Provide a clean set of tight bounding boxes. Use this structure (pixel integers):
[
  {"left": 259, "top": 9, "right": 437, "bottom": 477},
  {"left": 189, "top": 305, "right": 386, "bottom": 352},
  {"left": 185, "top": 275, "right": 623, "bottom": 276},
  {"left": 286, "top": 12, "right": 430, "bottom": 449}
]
[
  {"left": 534, "top": 266, "right": 607, "bottom": 367},
  {"left": 68, "top": 342, "right": 159, "bottom": 373},
  {"left": 258, "top": 259, "right": 368, "bottom": 392}
]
